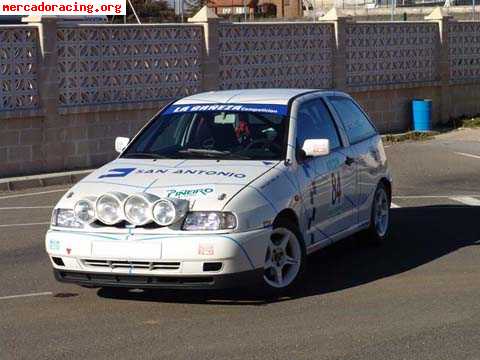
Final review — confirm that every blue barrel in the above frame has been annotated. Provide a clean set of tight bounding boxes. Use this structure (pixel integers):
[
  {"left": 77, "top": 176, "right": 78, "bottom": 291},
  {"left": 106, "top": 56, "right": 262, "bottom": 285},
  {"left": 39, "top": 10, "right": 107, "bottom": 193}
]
[{"left": 412, "top": 99, "right": 432, "bottom": 132}]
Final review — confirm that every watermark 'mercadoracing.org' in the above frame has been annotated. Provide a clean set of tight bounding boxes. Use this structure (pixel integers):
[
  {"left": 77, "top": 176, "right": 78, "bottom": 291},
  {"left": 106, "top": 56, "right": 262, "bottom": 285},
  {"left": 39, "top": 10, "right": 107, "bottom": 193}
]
[{"left": 0, "top": 0, "right": 126, "bottom": 15}]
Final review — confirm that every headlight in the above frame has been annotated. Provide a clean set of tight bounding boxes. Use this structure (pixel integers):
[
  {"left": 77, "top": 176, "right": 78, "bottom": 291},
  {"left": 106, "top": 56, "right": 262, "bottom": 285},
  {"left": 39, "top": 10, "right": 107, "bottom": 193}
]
[
  {"left": 152, "top": 198, "right": 189, "bottom": 226},
  {"left": 51, "top": 209, "right": 83, "bottom": 228},
  {"left": 182, "top": 212, "right": 237, "bottom": 231},
  {"left": 124, "top": 193, "right": 158, "bottom": 226},
  {"left": 96, "top": 192, "right": 127, "bottom": 225},
  {"left": 73, "top": 198, "right": 96, "bottom": 224}
]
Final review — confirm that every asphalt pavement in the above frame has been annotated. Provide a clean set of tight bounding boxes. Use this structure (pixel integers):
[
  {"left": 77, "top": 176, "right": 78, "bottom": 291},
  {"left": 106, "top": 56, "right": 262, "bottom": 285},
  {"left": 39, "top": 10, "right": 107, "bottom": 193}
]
[{"left": 1, "top": 129, "right": 480, "bottom": 360}]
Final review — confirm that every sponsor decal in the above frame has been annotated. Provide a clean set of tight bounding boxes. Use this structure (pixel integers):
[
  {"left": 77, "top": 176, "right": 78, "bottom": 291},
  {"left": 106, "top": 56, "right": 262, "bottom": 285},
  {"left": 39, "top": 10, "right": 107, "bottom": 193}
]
[
  {"left": 66, "top": 248, "right": 72, "bottom": 255},
  {"left": 198, "top": 243, "right": 214, "bottom": 256},
  {"left": 164, "top": 103, "right": 289, "bottom": 116},
  {"left": 132, "top": 168, "right": 246, "bottom": 179},
  {"left": 260, "top": 174, "right": 281, "bottom": 189},
  {"left": 166, "top": 186, "right": 215, "bottom": 199},
  {"left": 97, "top": 167, "right": 247, "bottom": 180},
  {"left": 98, "top": 167, "right": 136, "bottom": 179},
  {"left": 49, "top": 239, "right": 60, "bottom": 251}
]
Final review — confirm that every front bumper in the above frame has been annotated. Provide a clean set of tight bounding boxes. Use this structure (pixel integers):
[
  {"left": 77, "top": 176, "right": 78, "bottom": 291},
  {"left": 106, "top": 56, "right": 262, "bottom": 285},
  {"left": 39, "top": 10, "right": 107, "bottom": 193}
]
[
  {"left": 54, "top": 268, "right": 263, "bottom": 290},
  {"left": 46, "top": 227, "right": 270, "bottom": 289}
]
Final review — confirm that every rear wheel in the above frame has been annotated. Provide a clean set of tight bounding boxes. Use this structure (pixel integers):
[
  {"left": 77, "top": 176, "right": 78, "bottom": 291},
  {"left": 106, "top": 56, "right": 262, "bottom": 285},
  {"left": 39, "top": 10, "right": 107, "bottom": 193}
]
[
  {"left": 262, "top": 221, "right": 306, "bottom": 293},
  {"left": 363, "top": 182, "right": 390, "bottom": 244}
]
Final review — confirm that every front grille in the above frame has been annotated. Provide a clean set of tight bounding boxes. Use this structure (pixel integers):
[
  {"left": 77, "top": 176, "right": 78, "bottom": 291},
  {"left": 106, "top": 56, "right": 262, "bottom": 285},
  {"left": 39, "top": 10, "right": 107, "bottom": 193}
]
[
  {"left": 57, "top": 271, "right": 214, "bottom": 287},
  {"left": 92, "top": 220, "right": 164, "bottom": 229},
  {"left": 82, "top": 259, "right": 180, "bottom": 271}
]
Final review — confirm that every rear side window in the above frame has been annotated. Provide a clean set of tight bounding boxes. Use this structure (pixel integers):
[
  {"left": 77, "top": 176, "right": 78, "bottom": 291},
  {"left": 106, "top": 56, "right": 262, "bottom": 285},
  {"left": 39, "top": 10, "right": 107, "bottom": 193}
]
[{"left": 329, "top": 97, "right": 377, "bottom": 144}]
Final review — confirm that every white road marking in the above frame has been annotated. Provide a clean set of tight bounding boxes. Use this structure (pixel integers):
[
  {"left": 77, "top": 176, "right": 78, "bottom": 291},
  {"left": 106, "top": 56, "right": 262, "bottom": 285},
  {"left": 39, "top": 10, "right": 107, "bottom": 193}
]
[
  {"left": 454, "top": 152, "right": 480, "bottom": 160},
  {"left": 0, "top": 206, "right": 53, "bottom": 210},
  {"left": 450, "top": 196, "right": 480, "bottom": 206},
  {"left": 393, "top": 195, "right": 480, "bottom": 199},
  {"left": 0, "top": 291, "right": 52, "bottom": 301},
  {"left": 390, "top": 202, "right": 400, "bottom": 208},
  {"left": 0, "top": 188, "right": 67, "bottom": 200},
  {"left": 0, "top": 222, "right": 50, "bottom": 228}
]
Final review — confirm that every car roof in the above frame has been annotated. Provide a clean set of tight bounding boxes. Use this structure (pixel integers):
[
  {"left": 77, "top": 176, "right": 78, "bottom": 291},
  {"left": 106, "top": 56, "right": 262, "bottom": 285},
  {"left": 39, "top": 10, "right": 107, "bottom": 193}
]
[{"left": 174, "top": 89, "right": 326, "bottom": 106}]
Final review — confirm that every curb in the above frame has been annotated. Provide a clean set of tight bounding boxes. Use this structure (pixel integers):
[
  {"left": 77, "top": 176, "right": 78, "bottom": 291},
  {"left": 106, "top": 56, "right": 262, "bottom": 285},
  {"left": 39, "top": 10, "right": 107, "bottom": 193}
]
[
  {"left": 381, "top": 130, "right": 438, "bottom": 143},
  {"left": 0, "top": 169, "right": 93, "bottom": 192}
]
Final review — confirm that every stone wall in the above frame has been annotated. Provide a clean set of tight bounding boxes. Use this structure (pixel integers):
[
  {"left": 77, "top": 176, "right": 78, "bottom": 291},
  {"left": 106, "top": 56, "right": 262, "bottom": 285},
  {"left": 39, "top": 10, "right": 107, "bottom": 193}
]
[
  {"left": 1, "top": 109, "right": 159, "bottom": 177},
  {"left": 1, "top": 10, "right": 479, "bottom": 178}
]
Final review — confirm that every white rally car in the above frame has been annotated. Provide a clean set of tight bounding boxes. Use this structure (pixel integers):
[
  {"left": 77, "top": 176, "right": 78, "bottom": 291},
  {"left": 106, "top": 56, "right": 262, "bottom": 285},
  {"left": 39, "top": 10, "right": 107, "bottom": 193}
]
[{"left": 46, "top": 89, "right": 392, "bottom": 292}]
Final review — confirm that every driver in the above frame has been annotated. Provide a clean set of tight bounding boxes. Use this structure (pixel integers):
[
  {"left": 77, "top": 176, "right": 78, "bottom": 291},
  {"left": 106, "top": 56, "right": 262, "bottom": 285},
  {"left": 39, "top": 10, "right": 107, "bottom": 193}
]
[{"left": 235, "top": 114, "right": 251, "bottom": 145}]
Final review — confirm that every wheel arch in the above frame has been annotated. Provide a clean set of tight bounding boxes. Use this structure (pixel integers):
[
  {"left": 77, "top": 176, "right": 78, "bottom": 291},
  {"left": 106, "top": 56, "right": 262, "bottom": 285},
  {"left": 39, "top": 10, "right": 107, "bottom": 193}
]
[
  {"left": 379, "top": 177, "right": 392, "bottom": 203},
  {"left": 273, "top": 208, "right": 300, "bottom": 229}
]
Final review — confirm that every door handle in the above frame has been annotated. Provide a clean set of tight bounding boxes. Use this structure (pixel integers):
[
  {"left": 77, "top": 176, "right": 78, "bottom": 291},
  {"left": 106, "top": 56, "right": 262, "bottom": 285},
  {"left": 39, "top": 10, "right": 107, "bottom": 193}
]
[{"left": 345, "top": 156, "right": 355, "bottom": 166}]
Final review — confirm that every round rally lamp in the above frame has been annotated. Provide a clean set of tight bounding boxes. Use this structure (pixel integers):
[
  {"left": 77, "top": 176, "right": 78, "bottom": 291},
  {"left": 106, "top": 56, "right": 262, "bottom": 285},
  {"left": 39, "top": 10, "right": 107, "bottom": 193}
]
[
  {"left": 152, "top": 199, "right": 176, "bottom": 226},
  {"left": 73, "top": 197, "right": 96, "bottom": 224},
  {"left": 124, "top": 193, "right": 159, "bottom": 226},
  {"left": 152, "top": 198, "right": 189, "bottom": 227},
  {"left": 96, "top": 192, "right": 127, "bottom": 225}
]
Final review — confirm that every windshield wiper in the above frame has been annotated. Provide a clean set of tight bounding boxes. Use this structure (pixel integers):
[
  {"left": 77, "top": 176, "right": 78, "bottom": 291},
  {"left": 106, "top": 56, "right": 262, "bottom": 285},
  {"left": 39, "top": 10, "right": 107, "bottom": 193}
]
[
  {"left": 177, "top": 148, "right": 231, "bottom": 158},
  {"left": 174, "top": 148, "right": 255, "bottom": 160},
  {"left": 121, "top": 152, "right": 169, "bottom": 159},
  {"left": 179, "top": 148, "right": 230, "bottom": 155}
]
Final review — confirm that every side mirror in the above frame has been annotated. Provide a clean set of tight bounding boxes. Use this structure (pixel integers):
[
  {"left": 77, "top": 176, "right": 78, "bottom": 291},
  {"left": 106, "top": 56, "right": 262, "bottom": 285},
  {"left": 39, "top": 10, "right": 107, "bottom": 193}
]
[
  {"left": 302, "top": 139, "right": 330, "bottom": 157},
  {"left": 115, "top": 137, "right": 130, "bottom": 153}
]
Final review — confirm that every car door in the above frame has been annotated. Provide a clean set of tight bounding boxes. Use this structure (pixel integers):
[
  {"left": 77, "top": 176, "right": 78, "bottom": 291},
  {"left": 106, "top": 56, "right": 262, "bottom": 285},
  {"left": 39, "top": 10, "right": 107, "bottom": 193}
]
[
  {"left": 327, "top": 96, "right": 379, "bottom": 226},
  {"left": 295, "top": 98, "right": 357, "bottom": 247}
]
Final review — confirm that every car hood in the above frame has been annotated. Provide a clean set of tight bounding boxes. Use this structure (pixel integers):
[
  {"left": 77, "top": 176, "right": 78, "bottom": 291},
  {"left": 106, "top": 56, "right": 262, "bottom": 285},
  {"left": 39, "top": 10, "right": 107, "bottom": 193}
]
[{"left": 61, "top": 158, "right": 280, "bottom": 211}]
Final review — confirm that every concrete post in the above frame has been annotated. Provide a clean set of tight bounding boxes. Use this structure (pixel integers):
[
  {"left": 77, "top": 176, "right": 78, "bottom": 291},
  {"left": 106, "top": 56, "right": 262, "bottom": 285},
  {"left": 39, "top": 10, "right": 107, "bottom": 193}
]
[
  {"left": 22, "top": 16, "right": 59, "bottom": 121},
  {"left": 188, "top": 6, "right": 222, "bottom": 91},
  {"left": 425, "top": 7, "right": 454, "bottom": 123},
  {"left": 22, "top": 16, "right": 60, "bottom": 171},
  {"left": 319, "top": 8, "right": 352, "bottom": 91}
]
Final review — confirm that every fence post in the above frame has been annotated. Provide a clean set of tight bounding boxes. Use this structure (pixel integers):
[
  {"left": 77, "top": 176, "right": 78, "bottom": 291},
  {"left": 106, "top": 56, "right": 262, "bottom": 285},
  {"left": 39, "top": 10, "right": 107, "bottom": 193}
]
[
  {"left": 22, "top": 16, "right": 59, "bottom": 122},
  {"left": 319, "top": 8, "right": 352, "bottom": 91},
  {"left": 22, "top": 16, "right": 60, "bottom": 172},
  {"left": 425, "top": 7, "right": 453, "bottom": 123},
  {"left": 189, "top": 6, "right": 221, "bottom": 91}
]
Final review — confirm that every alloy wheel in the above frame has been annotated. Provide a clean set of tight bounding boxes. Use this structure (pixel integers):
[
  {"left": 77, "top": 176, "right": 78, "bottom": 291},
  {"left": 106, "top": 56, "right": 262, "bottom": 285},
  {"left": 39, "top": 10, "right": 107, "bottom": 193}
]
[{"left": 263, "top": 227, "right": 302, "bottom": 289}]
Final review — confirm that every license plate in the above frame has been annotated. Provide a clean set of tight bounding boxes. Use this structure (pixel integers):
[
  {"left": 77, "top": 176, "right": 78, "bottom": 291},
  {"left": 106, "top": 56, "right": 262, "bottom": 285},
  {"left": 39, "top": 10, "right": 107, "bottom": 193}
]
[{"left": 92, "top": 241, "right": 161, "bottom": 260}]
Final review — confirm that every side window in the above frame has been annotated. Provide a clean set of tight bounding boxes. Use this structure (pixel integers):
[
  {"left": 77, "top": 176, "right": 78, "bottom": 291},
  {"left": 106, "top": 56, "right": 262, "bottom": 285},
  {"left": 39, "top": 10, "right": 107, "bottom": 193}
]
[
  {"left": 329, "top": 97, "right": 377, "bottom": 144},
  {"left": 296, "top": 99, "right": 342, "bottom": 151}
]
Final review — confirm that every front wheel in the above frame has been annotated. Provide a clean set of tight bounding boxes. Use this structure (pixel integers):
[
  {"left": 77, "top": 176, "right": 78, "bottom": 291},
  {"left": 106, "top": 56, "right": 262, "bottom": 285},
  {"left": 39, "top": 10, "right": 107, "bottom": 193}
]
[{"left": 262, "top": 221, "right": 306, "bottom": 293}]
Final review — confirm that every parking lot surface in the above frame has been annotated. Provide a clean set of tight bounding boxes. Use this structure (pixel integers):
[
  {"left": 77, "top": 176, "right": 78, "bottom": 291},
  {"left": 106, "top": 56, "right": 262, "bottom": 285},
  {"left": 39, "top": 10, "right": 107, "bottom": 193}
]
[{"left": 1, "top": 129, "right": 480, "bottom": 360}]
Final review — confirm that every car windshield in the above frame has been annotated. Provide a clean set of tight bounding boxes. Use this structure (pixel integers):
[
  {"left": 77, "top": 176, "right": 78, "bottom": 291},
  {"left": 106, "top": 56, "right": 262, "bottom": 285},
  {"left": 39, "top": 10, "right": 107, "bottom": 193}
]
[{"left": 122, "top": 108, "right": 289, "bottom": 160}]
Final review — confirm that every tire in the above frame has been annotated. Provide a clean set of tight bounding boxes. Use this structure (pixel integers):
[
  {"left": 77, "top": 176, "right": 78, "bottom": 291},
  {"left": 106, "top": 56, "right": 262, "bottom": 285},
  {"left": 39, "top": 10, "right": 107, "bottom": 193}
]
[
  {"left": 362, "top": 182, "right": 390, "bottom": 245},
  {"left": 261, "top": 220, "right": 307, "bottom": 295}
]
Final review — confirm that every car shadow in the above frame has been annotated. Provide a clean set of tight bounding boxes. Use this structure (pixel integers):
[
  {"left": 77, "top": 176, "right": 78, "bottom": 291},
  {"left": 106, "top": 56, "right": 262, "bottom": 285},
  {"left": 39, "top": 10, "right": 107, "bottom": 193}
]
[{"left": 97, "top": 205, "right": 480, "bottom": 305}]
